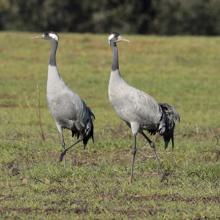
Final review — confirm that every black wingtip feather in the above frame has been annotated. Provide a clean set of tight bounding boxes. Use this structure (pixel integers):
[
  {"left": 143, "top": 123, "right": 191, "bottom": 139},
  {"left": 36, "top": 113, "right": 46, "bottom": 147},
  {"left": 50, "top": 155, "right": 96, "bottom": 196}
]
[
  {"left": 83, "top": 107, "right": 95, "bottom": 148},
  {"left": 70, "top": 106, "right": 95, "bottom": 149},
  {"left": 83, "top": 119, "right": 94, "bottom": 147},
  {"left": 159, "top": 103, "right": 180, "bottom": 149}
]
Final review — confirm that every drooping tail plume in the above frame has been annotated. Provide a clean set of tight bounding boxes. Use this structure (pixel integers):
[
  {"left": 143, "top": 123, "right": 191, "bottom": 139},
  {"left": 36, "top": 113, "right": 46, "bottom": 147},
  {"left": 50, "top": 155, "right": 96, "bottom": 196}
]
[
  {"left": 70, "top": 106, "right": 95, "bottom": 149},
  {"left": 82, "top": 107, "right": 95, "bottom": 147},
  {"left": 159, "top": 103, "right": 180, "bottom": 149}
]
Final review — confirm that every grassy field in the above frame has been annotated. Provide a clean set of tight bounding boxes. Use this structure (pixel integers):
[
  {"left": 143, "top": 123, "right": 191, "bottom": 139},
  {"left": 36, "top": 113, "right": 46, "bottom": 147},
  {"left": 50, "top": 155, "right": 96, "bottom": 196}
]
[{"left": 0, "top": 32, "right": 220, "bottom": 219}]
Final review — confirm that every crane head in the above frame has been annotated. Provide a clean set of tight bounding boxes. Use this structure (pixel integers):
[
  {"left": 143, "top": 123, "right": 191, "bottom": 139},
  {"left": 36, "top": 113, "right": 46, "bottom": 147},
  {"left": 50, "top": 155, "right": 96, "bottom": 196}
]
[
  {"left": 32, "top": 31, "right": 59, "bottom": 42},
  {"left": 108, "top": 32, "right": 129, "bottom": 46}
]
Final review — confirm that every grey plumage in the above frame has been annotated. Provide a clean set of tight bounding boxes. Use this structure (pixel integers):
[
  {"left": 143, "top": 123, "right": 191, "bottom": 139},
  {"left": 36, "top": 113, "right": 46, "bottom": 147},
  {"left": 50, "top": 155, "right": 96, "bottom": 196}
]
[
  {"left": 35, "top": 32, "right": 95, "bottom": 161},
  {"left": 108, "top": 32, "right": 180, "bottom": 182}
]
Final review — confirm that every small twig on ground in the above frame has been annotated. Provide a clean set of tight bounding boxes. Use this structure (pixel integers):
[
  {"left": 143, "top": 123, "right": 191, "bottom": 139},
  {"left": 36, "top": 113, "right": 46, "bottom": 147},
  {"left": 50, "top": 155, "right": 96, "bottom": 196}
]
[{"left": 36, "top": 84, "right": 46, "bottom": 141}]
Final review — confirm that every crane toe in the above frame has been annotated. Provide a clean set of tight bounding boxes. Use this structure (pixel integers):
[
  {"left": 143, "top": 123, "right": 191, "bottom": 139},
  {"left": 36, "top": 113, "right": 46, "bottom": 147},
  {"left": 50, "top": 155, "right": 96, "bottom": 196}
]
[{"left": 59, "top": 149, "right": 67, "bottom": 162}]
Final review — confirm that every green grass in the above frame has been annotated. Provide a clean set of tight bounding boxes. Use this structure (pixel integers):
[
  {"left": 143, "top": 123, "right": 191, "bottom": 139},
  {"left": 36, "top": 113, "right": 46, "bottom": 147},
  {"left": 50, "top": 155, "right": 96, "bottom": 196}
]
[{"left": 0, "top": 32, "right": 220, "bottom": 219}]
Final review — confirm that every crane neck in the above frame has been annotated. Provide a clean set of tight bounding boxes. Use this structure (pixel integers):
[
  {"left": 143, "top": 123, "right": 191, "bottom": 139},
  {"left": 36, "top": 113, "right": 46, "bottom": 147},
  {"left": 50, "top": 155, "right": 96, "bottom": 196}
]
[
  {"left": 111, "top": 42, "right": 119, "bottom": 71},
  {"left": 49, "top": 39, "right": 58, "bottom": 66}
]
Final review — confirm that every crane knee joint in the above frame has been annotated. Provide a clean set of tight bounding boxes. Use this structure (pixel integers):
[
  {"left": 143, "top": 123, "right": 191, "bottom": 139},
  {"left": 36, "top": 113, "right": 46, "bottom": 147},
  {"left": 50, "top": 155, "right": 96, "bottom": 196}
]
[{"left": 150, "top": 142, "right": 155, "bottom": 149}]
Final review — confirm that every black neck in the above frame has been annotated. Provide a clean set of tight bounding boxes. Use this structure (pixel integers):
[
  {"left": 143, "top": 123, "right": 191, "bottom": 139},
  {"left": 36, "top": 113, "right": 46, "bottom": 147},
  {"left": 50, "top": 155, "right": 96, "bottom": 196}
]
[
  {"left": 49, "top": 39, "right": 58, "bottom": 66},
  {"left": 111, "top": 42, "right": 119, "bottom": 71}
]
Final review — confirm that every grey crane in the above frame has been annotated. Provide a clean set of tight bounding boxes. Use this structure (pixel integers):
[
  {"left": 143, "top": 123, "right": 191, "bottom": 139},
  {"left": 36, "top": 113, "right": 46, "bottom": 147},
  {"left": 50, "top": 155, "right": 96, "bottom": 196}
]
[
  {"left": 34, "top": 32, "right": 95, "bottom": 161},
  {"left": 108, "top": 32, "right": 180, "bottom": 183}
]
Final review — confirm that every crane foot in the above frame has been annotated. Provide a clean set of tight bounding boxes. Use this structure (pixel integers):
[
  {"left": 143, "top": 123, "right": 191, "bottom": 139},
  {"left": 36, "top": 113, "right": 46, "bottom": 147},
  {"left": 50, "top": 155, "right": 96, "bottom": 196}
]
[{"left": 59, "top": 149, "right": 67, "bottom": 162}]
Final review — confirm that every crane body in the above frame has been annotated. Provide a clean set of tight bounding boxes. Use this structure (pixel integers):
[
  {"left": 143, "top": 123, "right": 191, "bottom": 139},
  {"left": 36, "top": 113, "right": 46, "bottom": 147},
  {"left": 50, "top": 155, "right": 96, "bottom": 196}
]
[
  {"left": 108, "top": 32, "right": 180, "bottom": 182},
  {"left": 34, "top": 32, "right": 95, "bottom": 161}
]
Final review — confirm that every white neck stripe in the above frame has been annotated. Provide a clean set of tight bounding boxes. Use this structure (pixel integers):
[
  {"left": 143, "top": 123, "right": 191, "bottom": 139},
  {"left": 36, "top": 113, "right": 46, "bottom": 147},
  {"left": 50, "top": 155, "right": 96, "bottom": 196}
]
[{"left": 49, "top": 33, "right": 58, "bottom": 41}]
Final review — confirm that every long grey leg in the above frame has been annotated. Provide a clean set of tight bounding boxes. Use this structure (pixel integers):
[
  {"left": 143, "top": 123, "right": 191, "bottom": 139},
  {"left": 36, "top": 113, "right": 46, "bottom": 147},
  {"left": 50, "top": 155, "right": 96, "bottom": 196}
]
[
  {"left": 59, "top": 131, "right": 66, "bottom": 166},
  {"left": 60, "top": 132, "right": 66, "bottom": 150},
  {"left": 141, "top": 131, "right": 162, "bottom": 174},
  {"left": 56, "top": 123, "right": 66, "bottom": 164},
  {"left": 130, "top": 134, "right": 137, "bottom": 183},
  {"left": 56, "top": 123, "right": 65, "bottom": 150}
]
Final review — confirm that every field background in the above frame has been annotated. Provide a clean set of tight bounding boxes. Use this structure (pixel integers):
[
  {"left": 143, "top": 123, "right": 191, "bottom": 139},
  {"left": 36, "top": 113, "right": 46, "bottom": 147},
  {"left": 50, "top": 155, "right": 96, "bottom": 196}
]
[{"left": 0, "top": 32, "right": 219, "bottom": 219}]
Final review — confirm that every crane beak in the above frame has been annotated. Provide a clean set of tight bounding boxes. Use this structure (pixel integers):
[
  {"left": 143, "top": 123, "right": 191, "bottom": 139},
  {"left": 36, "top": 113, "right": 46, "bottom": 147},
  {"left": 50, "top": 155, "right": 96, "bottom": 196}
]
[
  {"left": 117, "top": 36, "right": 130, "bottom": 43},
  {"left": 32, "top": 34, "right": 44, "bottom": 40}
]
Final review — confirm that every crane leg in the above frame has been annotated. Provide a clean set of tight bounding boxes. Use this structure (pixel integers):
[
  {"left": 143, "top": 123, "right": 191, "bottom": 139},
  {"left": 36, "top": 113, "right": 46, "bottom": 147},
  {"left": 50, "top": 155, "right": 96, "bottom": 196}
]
[
  {"left": 60, "top": 132, "right": 66, "bottom": 150},
  {"left": 141, "top": 132, "right": 162, "bottom": 174},
  {"left": 130, "top": 134, "right": 137, "bottom": 183},
  {"left": 56, "top": 123, "right": 67, "bottom": 165},
  {"left": 59, "top": 131, "right": 66, "bottom": 166},
  {"left": 59, "top": 138, "right": 83, "bottom": 162}
]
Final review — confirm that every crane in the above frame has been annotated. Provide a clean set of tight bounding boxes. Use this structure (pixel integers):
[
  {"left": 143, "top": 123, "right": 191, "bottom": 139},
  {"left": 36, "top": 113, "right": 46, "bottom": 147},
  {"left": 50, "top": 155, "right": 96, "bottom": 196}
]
[
  {"left": 34, "top": 32, "right": 95, "bottom": 162},
  {"left": 108, "top": 32, "right": 180, "bottom": 183}
]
